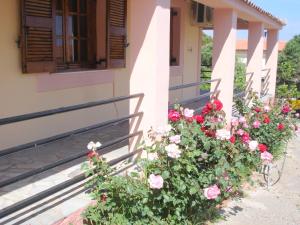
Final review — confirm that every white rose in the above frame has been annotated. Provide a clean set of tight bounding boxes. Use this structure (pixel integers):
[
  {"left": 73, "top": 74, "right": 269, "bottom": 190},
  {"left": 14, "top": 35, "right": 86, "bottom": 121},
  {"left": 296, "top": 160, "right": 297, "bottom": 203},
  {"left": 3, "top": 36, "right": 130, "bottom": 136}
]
[
  {"left": 216, "top": 129, "right": 231, "bottom": 140},
  {"left": 165, "top": 144, "right": 181, "bottom": 159},
  {"left": 248, "top": 140, "right": 258, "bottom": 151}
]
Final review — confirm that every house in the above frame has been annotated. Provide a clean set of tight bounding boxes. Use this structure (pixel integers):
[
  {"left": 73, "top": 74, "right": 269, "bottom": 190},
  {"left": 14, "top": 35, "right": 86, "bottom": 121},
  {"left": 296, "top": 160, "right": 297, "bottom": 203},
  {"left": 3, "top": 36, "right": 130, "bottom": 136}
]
[
  {"left": 0, "top": 0, "right": 285, "bottom": 223},
  {"left": 237, "top": 39, "right": 286, "bottom": 64}
]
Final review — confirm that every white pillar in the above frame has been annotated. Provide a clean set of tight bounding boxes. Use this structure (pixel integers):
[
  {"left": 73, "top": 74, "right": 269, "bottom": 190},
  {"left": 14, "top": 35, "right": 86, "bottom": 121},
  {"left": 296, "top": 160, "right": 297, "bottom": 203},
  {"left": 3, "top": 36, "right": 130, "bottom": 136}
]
[
  {"left": 265, "top": 29, "right": 279, "bottom": 98},
  {"left": 211, "top": 9, "right": 237, "bottom": 124},
  {"left": 128, "top": 0, "right": 170, "bottom": 149},
  {"left": 247, "top": 22, "right": 265, "bottom": 96}
]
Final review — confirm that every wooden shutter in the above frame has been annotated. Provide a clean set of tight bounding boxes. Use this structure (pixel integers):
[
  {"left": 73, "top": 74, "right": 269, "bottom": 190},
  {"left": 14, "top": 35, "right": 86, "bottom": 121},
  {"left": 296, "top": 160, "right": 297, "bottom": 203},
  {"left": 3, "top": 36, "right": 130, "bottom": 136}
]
[
  {"left": 170, "top": 8, "right": 180, "bottom": 66},
  {"left": 21, "top": 0, "right": 56, "bottom": 73},
  {"left": 107, "top": 0, "right": 127, "bottom": 68}
]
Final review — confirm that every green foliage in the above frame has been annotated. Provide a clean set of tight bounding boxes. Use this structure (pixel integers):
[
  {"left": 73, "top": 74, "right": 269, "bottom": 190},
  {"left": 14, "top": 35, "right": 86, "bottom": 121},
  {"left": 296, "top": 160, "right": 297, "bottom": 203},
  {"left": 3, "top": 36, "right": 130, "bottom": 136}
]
[
  {"left": 201, "top": 34, "right": 213, "bottom": 67},
  {"left": 277, "top": 35, "right": 300, "bottom": 98},
  {"left": 234, "top": 57, "right": 247, "bottom": 92},
  {"left": 277, "top": 84, "right": 300, "bottom": 99}
]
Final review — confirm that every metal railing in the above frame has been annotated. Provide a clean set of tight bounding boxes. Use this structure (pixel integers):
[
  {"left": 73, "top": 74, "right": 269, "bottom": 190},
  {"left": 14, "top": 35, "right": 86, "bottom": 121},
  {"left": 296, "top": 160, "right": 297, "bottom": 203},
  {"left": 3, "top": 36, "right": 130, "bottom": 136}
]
[
  {"left": 261, "top": 68, "right": 271, "bottom": 97},
  {"left": 0, "top": 93, "right": 144, "bottom": 219},
  {"left": 169, "top": 78, "right": 221, "bottom": 112}
]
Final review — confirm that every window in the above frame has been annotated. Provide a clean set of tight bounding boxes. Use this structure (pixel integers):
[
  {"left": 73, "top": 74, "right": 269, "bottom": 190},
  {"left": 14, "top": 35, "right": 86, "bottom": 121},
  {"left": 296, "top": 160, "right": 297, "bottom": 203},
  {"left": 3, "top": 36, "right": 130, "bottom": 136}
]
[
  {"left": 170, "top": 8, "right": 181, "bottom": 66},
  {"left": 54, "top": 0, "right": 96, "bottom": 70},
  {"left": 21, "top": 0, "right": 127, "bottom": 73}
]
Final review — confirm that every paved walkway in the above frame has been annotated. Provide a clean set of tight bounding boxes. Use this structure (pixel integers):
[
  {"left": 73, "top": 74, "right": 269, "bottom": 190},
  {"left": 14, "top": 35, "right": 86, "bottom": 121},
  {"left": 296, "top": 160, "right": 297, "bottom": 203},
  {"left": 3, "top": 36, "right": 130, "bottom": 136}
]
[{"left": 216, "top": 134, "right": 300, "bottom": 225}]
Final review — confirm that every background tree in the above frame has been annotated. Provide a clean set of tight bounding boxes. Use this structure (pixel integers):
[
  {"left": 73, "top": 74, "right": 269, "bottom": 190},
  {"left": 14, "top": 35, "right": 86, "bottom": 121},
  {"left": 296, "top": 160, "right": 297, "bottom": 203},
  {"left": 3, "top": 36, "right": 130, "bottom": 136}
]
[
  {"left": 200, "top": 34, "right": 246, "bottom": 93},
  {"left": 277, "top": 35, "right": 300, "bottom": 98}
]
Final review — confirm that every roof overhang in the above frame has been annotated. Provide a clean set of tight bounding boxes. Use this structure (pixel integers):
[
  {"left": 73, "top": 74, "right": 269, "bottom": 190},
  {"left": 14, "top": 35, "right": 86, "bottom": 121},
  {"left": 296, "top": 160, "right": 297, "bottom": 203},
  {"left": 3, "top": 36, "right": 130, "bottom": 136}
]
[{"left": 194, "top": 0, "right": 286, "bottom": 30}]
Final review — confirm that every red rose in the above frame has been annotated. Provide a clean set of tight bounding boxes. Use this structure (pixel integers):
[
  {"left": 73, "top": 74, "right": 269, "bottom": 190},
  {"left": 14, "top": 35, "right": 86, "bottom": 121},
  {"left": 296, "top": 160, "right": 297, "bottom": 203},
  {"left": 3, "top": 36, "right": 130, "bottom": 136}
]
[
  {"left": 168, "top": 110, "right": 180, "bottom": 122},
  {"left": 263, "top": 116, "right": 271, "bottom": 124},
  {"left": 241, "top": 133, "right": 250, "bottom": 143},
  {"left": 194, "top": 115, "right": 205, "bottom": 124},
  {"left": 229, "top": 135, "right": 236, "bottom": 144},
  {"left": 87, "top": 150, "right": 98, "bottom": 159},
  {"left": 212, "top": 99, "right": 223, "bottom": 111},
  {"left": 205, "top": 130, "right": 216, "bottom": 138},
  {"left": 254, "top": 107, "right": 261, "bottom": 113},
  {"left": 277, "top": 123, "right": 285, "bottom": 131},
  {"left": 201, "top": 126, "right": 207, "bottom": 132},
  {"left": 282, "top": 105, "right": 291, "bottom": 114},
  {"left": 206, "top": 102, "right": 213, "bottom": 110},
  {"left": 258, "top": 144, "right": 268, "bottom": 153},
  {"left": 202, "top": 102, "right": 213, "bottom": 115}
]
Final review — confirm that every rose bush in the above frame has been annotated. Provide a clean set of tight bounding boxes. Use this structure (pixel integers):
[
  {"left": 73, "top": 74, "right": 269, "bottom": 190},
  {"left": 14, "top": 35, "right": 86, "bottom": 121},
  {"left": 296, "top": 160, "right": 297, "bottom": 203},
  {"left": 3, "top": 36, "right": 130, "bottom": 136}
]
[
  {"left": 235, "top": 94, "right": 298, "bottom": 158},
  {"left": 83, "top": 97, "right": 298, "bottom": 224}
]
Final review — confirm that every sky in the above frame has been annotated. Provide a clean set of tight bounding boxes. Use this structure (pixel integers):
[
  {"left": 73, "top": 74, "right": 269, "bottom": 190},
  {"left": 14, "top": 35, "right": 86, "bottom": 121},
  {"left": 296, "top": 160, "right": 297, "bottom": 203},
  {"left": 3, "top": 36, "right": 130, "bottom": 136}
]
[
  {"left": 250, "top": 0, "right": 300, "bottom": 41},
  {"left": 205, "top": 0, "right": 300, "bottom": 41}
]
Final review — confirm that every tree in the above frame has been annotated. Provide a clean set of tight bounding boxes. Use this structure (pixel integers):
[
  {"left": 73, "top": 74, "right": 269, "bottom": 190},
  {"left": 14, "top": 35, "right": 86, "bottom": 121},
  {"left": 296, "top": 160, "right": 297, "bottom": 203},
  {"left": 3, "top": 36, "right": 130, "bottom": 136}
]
[
  {"left": 277, "top": 35, "right": 300, "bottom": 98},
  {"left": 201, "top": 34, "right": 213, "bottom": 67}
]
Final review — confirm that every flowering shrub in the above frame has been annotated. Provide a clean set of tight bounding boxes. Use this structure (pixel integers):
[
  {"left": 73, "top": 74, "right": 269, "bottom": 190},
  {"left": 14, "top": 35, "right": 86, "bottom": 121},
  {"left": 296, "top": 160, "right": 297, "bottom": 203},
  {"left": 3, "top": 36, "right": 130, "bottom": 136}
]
[
  {"left": 82, "top": 97, "right": 298, "bottom": 224},
  {"left": 235, "top": 94, "right": 298, "bottom": 158}
]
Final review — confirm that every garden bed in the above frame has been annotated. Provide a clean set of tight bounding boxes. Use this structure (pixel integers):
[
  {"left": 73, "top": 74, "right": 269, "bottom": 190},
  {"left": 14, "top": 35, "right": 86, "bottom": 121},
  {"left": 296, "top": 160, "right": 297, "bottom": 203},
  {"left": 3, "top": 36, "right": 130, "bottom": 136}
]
[{"left": 78, "top": 95, "right": 298, "bottom": 225}]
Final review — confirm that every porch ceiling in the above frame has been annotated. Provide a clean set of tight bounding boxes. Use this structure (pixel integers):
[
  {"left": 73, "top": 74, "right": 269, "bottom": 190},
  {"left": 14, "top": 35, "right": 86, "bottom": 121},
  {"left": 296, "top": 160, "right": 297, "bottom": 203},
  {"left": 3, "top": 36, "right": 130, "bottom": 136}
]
[{"left": 194, "top": 0, "right": 285, "bottom": 29}]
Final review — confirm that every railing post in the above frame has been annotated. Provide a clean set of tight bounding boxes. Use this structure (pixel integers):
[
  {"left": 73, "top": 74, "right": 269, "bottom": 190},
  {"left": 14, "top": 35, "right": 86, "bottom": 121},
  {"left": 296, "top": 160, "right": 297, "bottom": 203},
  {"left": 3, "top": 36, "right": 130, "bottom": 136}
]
[{"left": 211, "top": 8, "right": 237, "bottom": 124}]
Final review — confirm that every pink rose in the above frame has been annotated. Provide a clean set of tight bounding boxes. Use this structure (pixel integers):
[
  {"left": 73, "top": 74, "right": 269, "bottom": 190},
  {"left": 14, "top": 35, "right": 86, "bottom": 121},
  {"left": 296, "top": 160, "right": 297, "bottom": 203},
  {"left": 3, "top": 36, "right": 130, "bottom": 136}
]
[
  {"left": 253, "top": 120, "right": 261, "bottom": 128},
  {"left": 242, "top": 133, "right": 250, "bottom": 143},
  {"left": 237, "top": 129, "right": 245, "bottom": 136},
  {"left": 204, "top": 184, "right": 221, "bottom": 200},
  {"left": 282, "top": 105, "right": 291, "bottom": 114},
  {"left": 231, "top": 117, "right": 239, "bottom": 127},
  {"left": 148, "top": 174, "right": 164, "bottom": 189},
  {"left": 243, "top": 123, "right": 249, "bottom": 129},
  {"left": 169, "top": 135, "right": 181, "bottom": 144},
  {"left": 168, "top": 110, "right": 180, "bottom": 122},
  {"left": 239, "top": 117, "right": 247, "bottom": 123},
  {"left": 261, "top": 151, "right": 273, "bottom": 164}
]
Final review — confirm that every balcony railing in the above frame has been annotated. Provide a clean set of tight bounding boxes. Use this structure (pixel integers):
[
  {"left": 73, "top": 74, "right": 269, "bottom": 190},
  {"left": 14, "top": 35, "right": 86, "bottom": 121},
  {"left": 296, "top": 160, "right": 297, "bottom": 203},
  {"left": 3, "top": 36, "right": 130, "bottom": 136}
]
[{"left": 0, "top": 94, "right": 144, "bottom": 219}]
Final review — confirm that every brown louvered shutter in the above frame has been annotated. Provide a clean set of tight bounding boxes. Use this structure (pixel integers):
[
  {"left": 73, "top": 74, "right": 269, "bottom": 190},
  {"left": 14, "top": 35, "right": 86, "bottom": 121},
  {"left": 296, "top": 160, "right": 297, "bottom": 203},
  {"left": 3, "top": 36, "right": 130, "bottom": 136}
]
[
  {"left": 21, "top": 0, "right": 56, "bottom": 73},
  {"left": 170, "top": 8, "right": 180, "bottom": 66},
  {"left": 107, "top": 0, "right": 127, "bottom": 68}
]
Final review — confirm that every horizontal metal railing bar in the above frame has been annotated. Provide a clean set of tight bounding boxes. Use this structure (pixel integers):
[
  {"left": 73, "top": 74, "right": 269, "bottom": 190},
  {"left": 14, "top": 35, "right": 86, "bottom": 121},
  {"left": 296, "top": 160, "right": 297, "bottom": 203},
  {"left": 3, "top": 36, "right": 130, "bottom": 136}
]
[
  {"left": 0, "top": 93, "right": 144, "bottom": 126},
  {"left": 169, "top": 79, "right": 220, "bottom": 91},
  {"left": 194, "top": 106, "right": 205, "bottom": 113},
  {"left": 0, "top": 131, "right": 142, "bottom": 188},
  {"left": 0, "top": 149, "right": 142, "bottom": 219},
  {"left": 233, "top": 91, "right": 246, "bottom": 98},
  {"left": 175, "top": 92, "right": 213, "bottom": 107},
  {"left": 0, "top": 112, "right": 143, "bottom": 158}
]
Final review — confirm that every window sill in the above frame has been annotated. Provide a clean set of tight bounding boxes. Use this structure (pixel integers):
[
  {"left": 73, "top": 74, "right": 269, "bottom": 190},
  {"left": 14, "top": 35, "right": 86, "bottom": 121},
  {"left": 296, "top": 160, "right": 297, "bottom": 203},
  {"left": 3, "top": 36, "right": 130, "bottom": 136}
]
[{"left": 37, "top": 69, "right": 116, "bottom": 92}]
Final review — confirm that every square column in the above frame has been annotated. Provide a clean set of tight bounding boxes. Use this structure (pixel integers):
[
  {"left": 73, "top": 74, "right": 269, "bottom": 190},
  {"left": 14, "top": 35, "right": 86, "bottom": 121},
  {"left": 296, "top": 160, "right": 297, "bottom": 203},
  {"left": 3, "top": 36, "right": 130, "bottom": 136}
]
[
  {"left": 128, "top": 0, "right": 170, "bottom": 138},
  {"left": 246, "top": 22, "right": 265, "bottom": 96},
  {"left": 211, "top": 9, "right": 237, "bottom": 124},
  {"left": 265, "top": 29, "right": 279, "bottom": 98}
]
